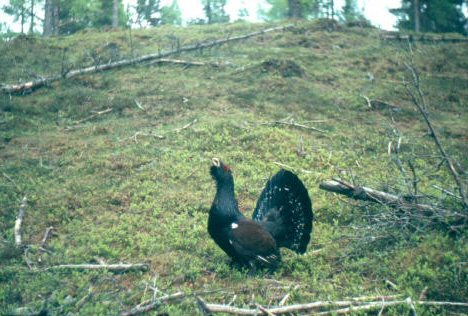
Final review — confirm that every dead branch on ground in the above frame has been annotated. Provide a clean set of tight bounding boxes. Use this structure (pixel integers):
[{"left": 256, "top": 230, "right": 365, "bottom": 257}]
[
  {"left": 147, "top": 58, "right": 224, "bottom": 68},
  {"left": 120, "top": 291, "right": 185, "bottom": 316},
  {"left": 46, "top": 263, "right": 149, "bottom": 272},
  {"left": 319, "top": 179, "right": 464, "bottom": 220},
  {"left": 125, "top": 119, "right": 197, "bottom": 143},
  {"left": 14, "top": 197, "right": 28, "bottom": 247},
  {"left": 74, "top": 107, "right": 113, "bottom": 125},
  {"left": 380, "top": 33, "right": 468, "bottom": 43},
  {"left": 1, "top": 25, "right": 293, "bottom": 94},
  {"left": 252, "top": 117, "right": 328, "bottom": 133},
  {"left": 198, "top": 296, "right": 468, "bottom": 315},
  {"left": 39, "top": 226, "right": 55, "bottom": 252}
]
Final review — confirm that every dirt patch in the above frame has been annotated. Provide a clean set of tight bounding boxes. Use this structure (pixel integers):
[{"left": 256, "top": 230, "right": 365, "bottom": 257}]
[{"left": 260, "top": 59, "right": 305, "bottom": 78}]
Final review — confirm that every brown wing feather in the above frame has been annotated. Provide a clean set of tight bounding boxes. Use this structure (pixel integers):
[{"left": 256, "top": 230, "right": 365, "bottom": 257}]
[{"left": 229, "top": 219, "right": 280, "bottom": 266}]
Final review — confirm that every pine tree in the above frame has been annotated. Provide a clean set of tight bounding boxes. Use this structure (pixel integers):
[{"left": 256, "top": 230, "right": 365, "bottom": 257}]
[
  {"left": 261, "top": 0, "right": 324, "bottom": 21},
  {"left": 390, "top": 0, "right": 467, "bottom": 34},
  {"left": 3, "top": 0, "right": 27, "bottom": 34},
  {"left": 341, "top": 0, "right": 365, "bottom": 22},
  {"left": 160, "top": 0, "right": 181, "bottom": 25},
  {"left": 136, "top": 0, "right": 161, "bottom": 26},
  {"left": 202, "top": 0, "right": 229, "bottom": 24}
]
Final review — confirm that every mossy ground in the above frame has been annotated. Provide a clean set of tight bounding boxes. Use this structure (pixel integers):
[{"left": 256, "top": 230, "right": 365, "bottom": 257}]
[{"left": 0, "top": 21, "right": 467, "bottom": 315}]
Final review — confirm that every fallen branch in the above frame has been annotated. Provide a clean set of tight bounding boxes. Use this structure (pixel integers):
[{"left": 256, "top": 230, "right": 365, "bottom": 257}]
[
  {"left": 40, "top": 226, "right": 55, "bottom": 251},
  {"left": 173, "top": 118, "right": 197, "bottom": 133},
  {"left": 74, "top": 107, "right": 113, "bottom": 125},
  {"left": 1, "top": 25, "right": 292, "bottom": 94},
  {"left": 314, "top": 298, "right": 408, "bottom": 315},
  {"left": 380, "top": 33, "right": 468, "bottom": 43},
  {"left": 200, "top": 296, "right": 468, "bottom": 315},
  {"left": 255, "top": 117, "right": 327, "bottom": 133},
  {"left": 147, "top": 58, "right": 223, "bottom": 68},
  {"left": 416, "top": 300, "right": 468, "bottom": 307},
  {"left": 125, "top": 119, "right": 197, "bottom": 143},
  {"left": 319, "top": 179, "right": 465, "bottom": 219},
  {"left": 200, "top": 296, "right": 404, "bottom": 315},
  {"left": 120, "top": 291, "right": 185, "bottom": 316},
  {"left": 14, "top": 197, "right": 28, "bottom": 247},
  {"left": 47, "top": 263, "right": 149, "bottom": 272}
]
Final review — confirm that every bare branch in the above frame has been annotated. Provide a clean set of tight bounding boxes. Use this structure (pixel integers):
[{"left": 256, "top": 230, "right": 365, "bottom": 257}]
[
  {"left": 1, "top": 25, "right": 293, "bottom": 94},
  {"left": 74, "top": 108, "right": 113, "bottom": 125},
  {"left": 319, "top": 179, "right": 465, "bottom": 219},
  {"left": 46, "top": 263, "right": 149, "bottom": 273},
  {"left": 120, "top": 292, "right": 185, "bottom": 316},
  {"left": 404, "top": 62, "right": 467, "bottom": 208},
  {"left": 14, "top": 197, "right": 28, "bottom": 247},
  {"left": 39, "top": 226, "right": 55, "bottom": 251},
  {"left": 253, "top": 117, "right": 327, "bottom": 133}
]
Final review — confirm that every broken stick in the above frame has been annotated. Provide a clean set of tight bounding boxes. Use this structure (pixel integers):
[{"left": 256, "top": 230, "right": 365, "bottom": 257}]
[
  {"left": 47, "top": 263, "right": 149, "bottom": 272},
  {"left": 319, "top": 179, "right": 464, "bottom": 219},
  {"left": 14, "top": 196, "right": 28, "bottom": 247}
]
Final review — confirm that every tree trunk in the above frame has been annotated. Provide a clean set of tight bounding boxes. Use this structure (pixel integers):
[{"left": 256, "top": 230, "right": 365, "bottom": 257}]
[
  {"left": 330, "top": 0, "right": 335, "bottom": 19},
  {"left": 44, "top": 0, "right": 59, "bottom": 36},
  {"left": 43, "top": 0, "right": 53, "bottom": 36},
  {"left": 288, "top": 0, "right": 303, "bottom": 19},
  {"left": 20, "top": 4, "right": 25, "bottom": 34},
  {"left": 29, "top": 0, "right": 34, "bottom": 33},
  {"left": 112, "top": 0, "right": 119, "bottom": 28},
  {"left": 414, "top": 0, "right": 420, "bottom": 32},
  {"left": 205, "top": 0, "right": 212, "bottom": 24},
  {"left": 52, "top": 3, "right": 59, "bottom": 35}
]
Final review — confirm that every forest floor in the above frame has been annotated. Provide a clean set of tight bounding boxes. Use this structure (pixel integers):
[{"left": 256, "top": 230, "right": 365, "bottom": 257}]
[{"left": 0, "top": 20, "right": 467, "bottom": 315}]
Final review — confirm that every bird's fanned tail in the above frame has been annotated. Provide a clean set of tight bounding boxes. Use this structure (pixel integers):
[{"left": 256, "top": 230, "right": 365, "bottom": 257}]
[{"left": 252, "top": 169, "right": 313, "bottom": 254}]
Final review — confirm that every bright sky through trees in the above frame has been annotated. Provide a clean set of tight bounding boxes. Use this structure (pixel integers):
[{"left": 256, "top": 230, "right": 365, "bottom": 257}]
[{"left": 0, "top": 0, "right": 404, "bottom": 32}]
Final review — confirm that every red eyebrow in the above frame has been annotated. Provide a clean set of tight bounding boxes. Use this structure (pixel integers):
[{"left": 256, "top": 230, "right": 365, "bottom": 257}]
[{"left": 223, "top": 165, "right": 231, "bottom": 171}]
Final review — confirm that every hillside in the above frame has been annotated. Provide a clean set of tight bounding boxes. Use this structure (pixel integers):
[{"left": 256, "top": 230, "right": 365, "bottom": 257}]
[{"left": 0, "top": 21, "right": 467, "bottom": 315}]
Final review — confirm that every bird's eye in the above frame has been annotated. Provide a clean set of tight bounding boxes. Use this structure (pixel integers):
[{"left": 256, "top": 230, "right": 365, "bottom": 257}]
[{"left": 223, "top": 165, "right": 231, "bottom": 172}]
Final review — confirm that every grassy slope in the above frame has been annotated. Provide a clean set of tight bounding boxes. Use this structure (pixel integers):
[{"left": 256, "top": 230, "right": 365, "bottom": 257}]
[{"left": 0, "top": 21, "right": 467, "bottom": 315}]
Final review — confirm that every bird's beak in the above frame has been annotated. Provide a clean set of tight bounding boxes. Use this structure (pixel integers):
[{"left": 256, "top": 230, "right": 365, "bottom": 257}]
[{"left": 212, "top": 158, "right": 220, "bottom": 167}]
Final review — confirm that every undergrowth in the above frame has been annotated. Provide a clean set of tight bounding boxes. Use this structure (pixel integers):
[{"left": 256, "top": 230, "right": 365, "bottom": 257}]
[{"left": 0, "top": 20, "right": 466, "bottom": 315}]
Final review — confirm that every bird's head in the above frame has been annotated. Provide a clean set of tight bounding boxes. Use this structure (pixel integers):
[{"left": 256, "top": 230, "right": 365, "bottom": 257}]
[{"left": 210, "top": 158, "right": 233, "bottom": 184}]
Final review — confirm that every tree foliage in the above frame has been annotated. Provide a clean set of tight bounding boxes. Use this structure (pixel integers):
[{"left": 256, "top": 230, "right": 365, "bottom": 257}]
[
  {"left": 340, "top": 0, "right": 365, "bottom": 22},
  {"left": 202, "top": 0, "right": 229, "bottom": 24},
  {"left": 261, "top": 0, "right": 343, "bottom": 21},
  {"left": 391, "top": 0, "right": 467, "bottom": 34},
  {"left": 160, "top": 1, "right": 182, "bottom": 26},
  {"left": 135, "top": 0, "right": 181, "bottom": 27},
  {"left": 3, "top": 0, "right": 28, "bottom": 33}
]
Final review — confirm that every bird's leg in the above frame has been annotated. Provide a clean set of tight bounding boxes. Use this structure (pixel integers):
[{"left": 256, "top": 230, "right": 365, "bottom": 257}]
[{"left": 247, "top": 261, "right": 257, "bottom": 276}]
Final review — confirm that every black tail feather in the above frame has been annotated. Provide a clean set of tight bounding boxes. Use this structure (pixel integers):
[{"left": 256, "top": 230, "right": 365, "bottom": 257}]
[{"left": 252, "top": 169, "right": 313, "bottom": 254}]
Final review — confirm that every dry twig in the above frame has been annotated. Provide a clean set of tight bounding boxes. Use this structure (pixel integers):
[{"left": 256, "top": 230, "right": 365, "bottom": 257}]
[
  {"left": 404, "top": 62, "right": 467, "bottom": 208},
  {"left": 47, "top": 263, "right": 149, "bottom": 272},
  {"left": 120, "top": 292, "right": 185, "bottom": 316},
  {"left": 14, "top": 197, "right": 28, "bottom": 247},
  {"left": 74, "top": 108, "right": 113, "bottom": 125},
  {"left": 254, "top": 117, "right": 327, "bottom": 133}
]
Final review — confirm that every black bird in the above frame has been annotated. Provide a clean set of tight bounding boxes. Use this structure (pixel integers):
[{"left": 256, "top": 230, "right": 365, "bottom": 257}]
[{"left": 208, "top": 158, "right": 313, "bottom": 271}]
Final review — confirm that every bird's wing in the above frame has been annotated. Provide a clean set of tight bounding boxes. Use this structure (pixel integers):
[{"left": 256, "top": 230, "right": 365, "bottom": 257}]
[{"left": 228, "top": 219, "right": 280, "bottom": 266}]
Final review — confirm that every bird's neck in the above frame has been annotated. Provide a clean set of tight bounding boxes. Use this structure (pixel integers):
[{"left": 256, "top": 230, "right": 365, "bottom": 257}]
[{"left": 211, "top": 180, "right": 242, "bottom": 221}]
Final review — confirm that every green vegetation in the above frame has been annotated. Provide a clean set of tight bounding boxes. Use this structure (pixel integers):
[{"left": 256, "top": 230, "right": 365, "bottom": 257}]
[{"left": 0, "top": 21, "right": 467, "bottom": 315}]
